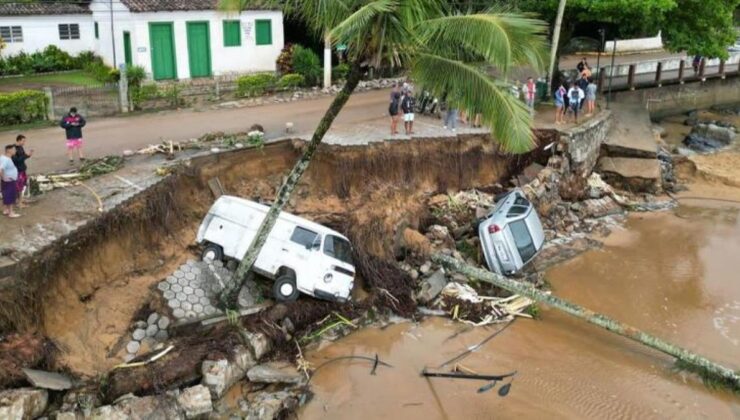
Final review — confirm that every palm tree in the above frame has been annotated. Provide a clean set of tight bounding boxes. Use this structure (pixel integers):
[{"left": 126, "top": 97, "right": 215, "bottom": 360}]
[{"left": 218, "top": 0, "right": 548, "bottom": 306}]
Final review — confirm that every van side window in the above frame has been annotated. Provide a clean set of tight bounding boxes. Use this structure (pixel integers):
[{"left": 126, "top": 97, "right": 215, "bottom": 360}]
[{"left": 290, "top": 226, "right": 318, "bottom": 247}]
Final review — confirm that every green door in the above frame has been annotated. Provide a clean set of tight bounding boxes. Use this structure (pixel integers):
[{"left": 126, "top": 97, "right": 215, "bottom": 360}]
[
  {"left": 123, "top": 31, "right": 132, "bottom": 66},
  {"left": 186, "top": 21, "right": 211, "bottom": 78},
  {"left": 149, "top": 23, "right": 177, "bottom": 80}
]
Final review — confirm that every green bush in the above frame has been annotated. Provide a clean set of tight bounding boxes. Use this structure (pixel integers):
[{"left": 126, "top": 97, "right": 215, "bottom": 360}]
[
  {"left": 291, "top": 45, "right": 322, "bottom": 86},
  {"left": 277, "top": 73, "right": 305, "bottom": 89},
  {"left": 130, "top": 83, "right": 160, "bottom": 109},
  {"left": 332, "top": 63, "right": 350, "bottom": 81},
  {"left": 0, "top": 90, "right": 47, "bottom": 126},
  {"left": 126, "top": 65, "right": 146, "bottom": 87},
  {"left": 84, "top": 61, "right": 119, "bottom": 83},
  {"left": 0, "top": 48, "right": 104, "bottom": 76},
  {"left": 236, "top": 73, "right": 277, "bottom": 97}
]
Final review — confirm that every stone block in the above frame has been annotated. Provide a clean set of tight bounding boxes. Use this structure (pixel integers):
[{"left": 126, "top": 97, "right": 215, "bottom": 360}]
[
  {"left": 146, "top": 324, "right": 159, "bottom": 337},
  {"left": 247, "top": 362, "right": 303, "bottom": 385},
  {"left": 177, "top": 385, "right": 212, "bottom": 419},
  {"left": 417, "top": 269, "right": 447, "bottom": 304},
  {"left": 126, "top": 341, "right": 140, "bottom": 354},
  {"left": 0, "top": 388, "right": 49, "bottom": 420},
  {"left": 132, "top": 329, "right": 146, "bottom": 341},
  {"left": 157, "top": 316, "right": 170, "bottom": 330},
  {"left": 201, "top": 346, "right": 256, "bottom": 399}
]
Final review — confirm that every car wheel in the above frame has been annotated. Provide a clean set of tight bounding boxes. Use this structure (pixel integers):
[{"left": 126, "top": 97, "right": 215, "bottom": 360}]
[
  {"left": 201, "top": 243, "right": 223, "bottom": 262},
  {"left": 273, "top": 274, "right": 299, "bottom": 302}
]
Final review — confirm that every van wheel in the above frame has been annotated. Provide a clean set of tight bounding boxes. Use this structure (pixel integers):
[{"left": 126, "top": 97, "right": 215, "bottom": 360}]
[
  {"left": 201, "top": 244, "right": 223, "bottom": 262},
  {"left": 273, "top": 274, "right": 299, "bottom": 302}
]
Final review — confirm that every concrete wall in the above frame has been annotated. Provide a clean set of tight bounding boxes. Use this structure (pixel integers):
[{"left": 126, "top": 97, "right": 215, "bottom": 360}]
[
  {"left": 90, "top": 0, "right": 283, "bottom": 79},
  {"left": 611, "top": 77, "right": 740, "bottom": 119},
  {"left": 560, "top": 110, "right": 613, "bottom": 177},
  {"left": 604, "top": 32, "right": 662, "bottom": 54},
  {"left": 603, "top": 52, "right": 740, "bottom": 77},
  {"left": 0, "top": 14, "right": 94, "bottom": 56}
]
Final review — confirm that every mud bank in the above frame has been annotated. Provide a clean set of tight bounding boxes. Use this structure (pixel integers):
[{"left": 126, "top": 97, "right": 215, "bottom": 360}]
[{"left": 1, "top": 132, "right": 554, "bottom": 375}]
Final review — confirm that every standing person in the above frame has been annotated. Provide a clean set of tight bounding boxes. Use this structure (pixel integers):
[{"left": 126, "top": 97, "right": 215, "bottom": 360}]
[
  {"left": 444, "top": 104, "right": 458, "bottom": 132},
  {"left": 554, "top": 82, "right": 567, "bottom": 124},
  {"left": 580, "top": 64, "right": 592, "bottom": 78},
  {"left": 586, "top": 78, "right": 597, "bottom": 116},
  {"left": 523, "top": 77, "right": 536, "bottom": 114},
  {"left": 401, "top": 89, "right": 416, "bottom": 135},
  {"left": 692, "top": 55, "right": 702, "bottom": 75},
  {"left": 567, "top": 82, "right": 585, "bottom": 124},
  {"left": 12, "top": 135, "right": 32, "bottom": 208},
  {"left": 60, "top": 107, "right": 86, "bottom": 165},
  {"left": 576, "top": 57, "right": 589, "bottom": 74},
  {"left": 0, "top": 144, "right": 20, "bottom": 218},
  {"left": 577, "top": 73, "right": 589, "bottom": 110},
  {"left": 389, "top": 85, "right": 401, "bottom": 135}
]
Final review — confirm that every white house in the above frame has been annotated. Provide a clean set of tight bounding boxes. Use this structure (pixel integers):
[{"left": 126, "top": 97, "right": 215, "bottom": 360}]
[
  {"left": 0, "top": 3, "right": 94, "bottom": 57},
  {"left": 0, "top": 1, "right": 284, "bottom": 81}
]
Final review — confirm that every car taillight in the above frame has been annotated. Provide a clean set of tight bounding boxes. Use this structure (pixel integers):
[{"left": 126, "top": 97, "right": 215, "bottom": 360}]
[{"left": 488, "top": 224, "right": 501, "bottom": 234}]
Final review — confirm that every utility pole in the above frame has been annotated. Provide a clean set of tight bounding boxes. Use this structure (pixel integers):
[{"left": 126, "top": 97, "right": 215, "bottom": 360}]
[
  {"left": 110, "top": 0, "right": 117, "bottom": 67},
  {"left": 546, "top": 0, "right": 567, "bottom": 97}
]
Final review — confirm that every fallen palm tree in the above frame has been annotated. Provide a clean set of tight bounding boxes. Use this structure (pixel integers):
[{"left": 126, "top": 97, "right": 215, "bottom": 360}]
[{"left": 432, "top": 254, "right": 740, "bottom": 391}]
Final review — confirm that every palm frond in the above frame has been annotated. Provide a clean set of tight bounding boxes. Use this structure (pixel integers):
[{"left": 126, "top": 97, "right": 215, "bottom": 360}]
[
  {"left": 419, "top": 13, "right": 548, "bottom": 75},
  {"left": 412, "top": 53, "right": 535, "bottom": 153}
]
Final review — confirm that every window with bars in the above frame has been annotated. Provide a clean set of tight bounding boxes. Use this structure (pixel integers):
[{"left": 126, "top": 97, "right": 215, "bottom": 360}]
[
  {"left": 0, "top": 26, "right": 23, "bottom": 43},
  {"left": 223, "top": 20, "right": 241, "bottom": 47},
  {"left": 59, "top": 24, "right": 80, "bottom": 40},
  {"left": 255, "top": 19, "right": 272, "bottom": 46}
]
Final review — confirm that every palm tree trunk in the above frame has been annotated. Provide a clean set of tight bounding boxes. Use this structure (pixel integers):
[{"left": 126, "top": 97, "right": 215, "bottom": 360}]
[
  {"left": 220, "top": 61, "right": 364, "bottom": 306},
  {"left": 546, "top": 0, "right": 567, "bottom": 96},
  {"left": 432, "top": 254, "right": 740, "bottom": 390}
]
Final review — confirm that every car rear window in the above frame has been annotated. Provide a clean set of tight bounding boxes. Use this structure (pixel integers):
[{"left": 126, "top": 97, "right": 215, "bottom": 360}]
[
  {"left": 324, "top": 235, "right": 354, "bottom": 265},
  {"left": 509, "top": 220, "right": 537, "bottom": 263},
  {"left": 290, "top": 226, "right": 319, "bottom": 247}
]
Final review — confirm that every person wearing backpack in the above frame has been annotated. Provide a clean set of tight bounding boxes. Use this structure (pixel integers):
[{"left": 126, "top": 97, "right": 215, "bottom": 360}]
[
  {"left": 567, "top": 82, "right": 585, "bottom": 124},
  {"left": 389, "top": 85, "right": 402, "bottom": 135},
  {"left": 401, "top": 88, "right": 416, "bottom": 135}
]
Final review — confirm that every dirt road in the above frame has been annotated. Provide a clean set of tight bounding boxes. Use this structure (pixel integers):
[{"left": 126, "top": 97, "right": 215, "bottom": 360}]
[{"left": 1, "top": 89, "right": 394, "bottom": 174}]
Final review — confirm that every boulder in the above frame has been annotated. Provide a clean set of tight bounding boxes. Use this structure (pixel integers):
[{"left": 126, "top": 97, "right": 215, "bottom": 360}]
[
  {"left": 0, "top": 388, "right": 48, "bottom": 420},
  {"left": 417, "top": 269, "right": 447, "bottom": 304},
  {"left": 245, "top": 390, "right": 301, "bottom": 420},
  {"left": 242, "top": 331, "right": 271, "bottom": 360},
  {"left": 90, "top": 395, "right": 181, "bottom": 420},
  {"left": 247, "top": 362, "right": 304, "bottom": 385},
  {"left": 177, "top": 385, "right": 212, "bottom": 419},
  {"left": 202, "top": 345, "right": 256, "bottom": 399}
]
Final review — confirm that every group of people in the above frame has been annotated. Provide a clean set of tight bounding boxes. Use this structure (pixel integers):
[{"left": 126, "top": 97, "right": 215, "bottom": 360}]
[
  {"left": 553, "top": 57, "right": 598, "bottom": 124},
  {"left": 1, "top": 107, "right": 87, "bottom": 219},
  {"left": 389, "top": 82, "right": 416, "bottom": 135}
]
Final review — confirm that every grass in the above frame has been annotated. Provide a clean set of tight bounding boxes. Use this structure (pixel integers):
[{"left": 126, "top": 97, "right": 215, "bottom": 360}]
[{"left": 0, "top": 70, "right": 98, "bottom": 89}]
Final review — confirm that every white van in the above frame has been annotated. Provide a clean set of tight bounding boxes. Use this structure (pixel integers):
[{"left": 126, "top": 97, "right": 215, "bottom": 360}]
[{"left": 196, "top": 196, "right": 355, "bottom": 302}]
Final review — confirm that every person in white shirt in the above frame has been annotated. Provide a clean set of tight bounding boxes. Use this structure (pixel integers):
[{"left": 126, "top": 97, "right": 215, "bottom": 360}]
[
  {"left": 0, "top": 144, "right": 20, "bottom": 218},
  {"left": 567, "top": 82, "right": 585, "bottom": 124}
]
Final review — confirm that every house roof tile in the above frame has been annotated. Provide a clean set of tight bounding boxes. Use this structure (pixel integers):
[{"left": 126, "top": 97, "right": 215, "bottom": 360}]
[
  {"left": 0, "top": 2, "right": 91, "bottom": 16},
  {"left": 121, "top": 0, "right": 277, "bottom": 13}
]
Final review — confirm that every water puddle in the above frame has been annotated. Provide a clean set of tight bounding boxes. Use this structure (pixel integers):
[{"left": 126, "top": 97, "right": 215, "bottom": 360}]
[{"left": 301, "top": 207, "right": 740, "bottom": 418}]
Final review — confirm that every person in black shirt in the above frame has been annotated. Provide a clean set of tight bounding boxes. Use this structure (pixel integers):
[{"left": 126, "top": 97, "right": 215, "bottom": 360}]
[
  {"left": 576, "top": 57, "right": 588, "bottom": 74},
  {"left": 401, "top": 88, "right": 416, "bottom": 135},
  {"left": 12, "top": 134, "right": 32, "bottom": 208}
]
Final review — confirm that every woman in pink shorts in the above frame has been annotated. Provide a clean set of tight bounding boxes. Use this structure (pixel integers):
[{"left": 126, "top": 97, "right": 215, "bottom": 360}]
[{"left": 60, "top": 107, "right": 87, "bottom": 164}]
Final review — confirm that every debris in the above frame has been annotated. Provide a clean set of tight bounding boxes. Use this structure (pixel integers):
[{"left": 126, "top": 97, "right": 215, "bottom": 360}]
[
  {"left": 113, "top": 345, "right": 174, "bottom": 370},
  {"left": 417, "top": 269, "right": 447, "bottom": 304},
  {"left": 177, "top": 385, "right": 213, "bottom": 419},
  {"left": 247, "top": 362, "right": 304, "bottom": 385},
  {"left": 201, "top": 345, "right": 256, "bottom": 399},
  {"left": 21, "top": 368, "right": 73, "bottom": 390},
  {"left": 421, "top": 369, "right": 517, "bottom": 382},
  {"left": 0, "top": 388, "right": 48, "bottom": 420},
  {"left": 244, "top": 390, "right": 303, "bottom": 420},
  {"left": 308, "top": 355, "right": 393, "bottom": 384}
]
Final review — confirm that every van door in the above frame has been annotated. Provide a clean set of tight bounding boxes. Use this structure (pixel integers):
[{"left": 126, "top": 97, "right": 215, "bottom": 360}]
[{"left": 283, "top": 226, "right": 322, "bottom": 291}]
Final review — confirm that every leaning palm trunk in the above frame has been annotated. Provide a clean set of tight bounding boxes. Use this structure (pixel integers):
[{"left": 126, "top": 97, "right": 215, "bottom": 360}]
[
  {"left": 432, "top": 254, "right": 740, "bottom": 390},
  {"left": 219, "top": 62, "right": 363, "bottom": 306}
]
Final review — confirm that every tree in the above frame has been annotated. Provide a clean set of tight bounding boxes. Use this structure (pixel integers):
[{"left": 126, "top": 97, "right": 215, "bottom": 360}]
[
  {"left": 661, "top": 0, "right": 740, "bottom": 59},
  {"left": 217, "top": 0, "right": 548, "bottom": 306}
]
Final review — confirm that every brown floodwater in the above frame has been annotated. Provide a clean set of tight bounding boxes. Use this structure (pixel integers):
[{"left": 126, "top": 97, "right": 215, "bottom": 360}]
[{"left": 301, "top": 207, "right": 740, "bottom": 419}]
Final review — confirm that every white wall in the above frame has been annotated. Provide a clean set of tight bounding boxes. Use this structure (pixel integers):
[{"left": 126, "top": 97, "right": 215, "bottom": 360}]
[
  {"left": 90, "top": 0, "right": 132, "bottom": 69},
  {"left": 0, "top": 14, "right": 94, "bottom": 56},
  {"left": 604, "top": 32, "right": 663, "bottom": 54},
  {"left": 126, "top": 10, "right": 284, "bottom": 79}
]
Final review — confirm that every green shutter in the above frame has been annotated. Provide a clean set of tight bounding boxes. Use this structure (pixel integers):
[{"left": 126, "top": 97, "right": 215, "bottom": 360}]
[
  {"left": 223, "top": 20, "right": 241, "bottom": 47},
  {"left": 255, "top": 19, "right": 272, "bottom": 46},
  {"left": 94, "top": 22, "right": 99, "bottom": 39}
]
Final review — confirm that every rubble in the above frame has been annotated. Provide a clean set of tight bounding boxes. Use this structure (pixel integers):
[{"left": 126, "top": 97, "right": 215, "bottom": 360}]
[
  {"left": 244, "top": 390, "right": 304, "bottom": 420},
  {"left": 682, "top": 121, "right": 737, "bottom": 152},
  {"left": 201, "top": 345, "right": 256, "bottom": 399},
  {"left": 21, "top": 369, "right": 73, "bottom": 391},
  {"left": 247, "top": 362, "right": 305, "bottom": 385},
  {"left": 177, "top": 385, "right": 213, "bottom": 419},
  {"left": 417, "top": 269, "right": 448, "bottom": 304},
  {"left": 0, "top": 388, "right": 48, "bottom": 420}
]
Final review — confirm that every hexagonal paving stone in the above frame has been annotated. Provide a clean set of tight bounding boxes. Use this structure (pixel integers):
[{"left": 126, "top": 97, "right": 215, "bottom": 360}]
[
  {"left": 185, "top": 311, "right": 197, "bottom": 319},
  {"left": 185, "top": 272, "right": 196, "bottom": 281},
  {"left": 194, "top": 288, "right": 205, "bottom": 298},
  {"left": 173, "top": 308, "right": 185, "bottom": 318},
  {"left": 183, "top": 286, "right": 194, "bottom": 295},
  {"left": 166, "top": 276, "right": 178, "bottom": 285},
  {"left": 157, "top": 282, "right": 170, "bottom": 292},
  {"left": 158, "top": 316, "right": 170, "bottom": 330},
  {"left": 180, "top": 265, "right": 191, "bottom": 274},
  {"left": 176, "top": 292, "right": 187, "bottom": 301},
  {"left": 168, "top": 299, "right": 180, "bottom": 309},
  {"left": 171, "top": 284, "right": 183, "bottom": 293},
  {"left": 191, "top": 267, "right": 202, "bottom": 275},
  {"left": 178, "top": 278, "right": 189, "bottom": 286},
  {"left": 181, "top": 301, "right": 192, "bottom": 311},
  {"left": 163, "top": 290, "right": 175, "bottom": 300},
  {"left": 173, "top": 270, "right": 185, "bottom": 278},
  {"left": 193, "top": 304, "right": 204, "bottom": 314},
  {"left": 187, "top": 294, "right": 199, "bottom": 304},
  {"left": 204, "top": 306, "right": 217, "bottom": 316}
]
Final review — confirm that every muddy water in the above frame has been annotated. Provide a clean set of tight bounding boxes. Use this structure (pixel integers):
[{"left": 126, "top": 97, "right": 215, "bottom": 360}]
[{"left": 302, "top": 208, "right": 740, "bottom": 419}]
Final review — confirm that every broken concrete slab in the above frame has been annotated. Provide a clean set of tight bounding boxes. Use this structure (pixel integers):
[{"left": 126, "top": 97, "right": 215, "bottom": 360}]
[
  {"left": 245, "top": 390, "right": 302, "bottom": 420},
  {"left": 597, "top": 157, "right": 661, "bottom": 193},
  {"left": 247, "top": 362, "right": 304, "bottom": 385},
  {"left": 417, "top": 269, "right": 447, "bottom": 304},
  {"left": 0, "top": 388, "right": 48, "bottom": 420},
  {"left": 177, "top": 385, "right": 212, "bottom": 419},
  {"left": 578, "top": 197, "right": 623, "bottom": 219},
  {"left": 201, "top": 345, "right": 256, "bottom": 399},
  {"left": 22, "top": 368, "right": 73, "bottom": 390}
]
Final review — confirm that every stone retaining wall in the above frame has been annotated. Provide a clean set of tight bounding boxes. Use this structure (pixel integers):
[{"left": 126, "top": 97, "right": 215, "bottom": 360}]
[{"left": 559, "top": 110, "right": 613, "bottom": 177}]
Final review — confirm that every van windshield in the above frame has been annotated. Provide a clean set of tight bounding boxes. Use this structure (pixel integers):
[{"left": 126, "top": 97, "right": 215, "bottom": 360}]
[
  {"left": 508, "top": 220, "right": 537, "bottom": 263},
  {"left": 324, "top": 235, "right": 354, "bottom": 266}
]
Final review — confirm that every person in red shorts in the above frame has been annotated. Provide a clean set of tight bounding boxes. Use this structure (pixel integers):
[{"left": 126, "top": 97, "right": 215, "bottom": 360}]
[
  {"left": 11, "top": 134, "right": 32, "bottom": 208},
  {"left": 60, "top": 107, "right": 86, "bottom": 165}
]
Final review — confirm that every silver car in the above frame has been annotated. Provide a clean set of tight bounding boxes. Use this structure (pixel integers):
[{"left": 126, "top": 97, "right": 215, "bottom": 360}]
[{"left": 478, "top": 189, "right": 546, "bottom": 276}]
